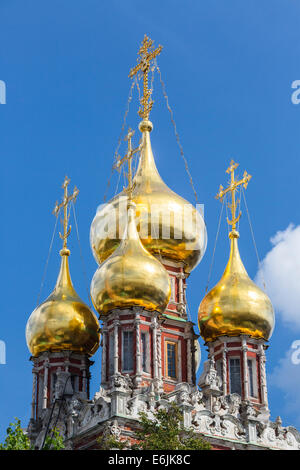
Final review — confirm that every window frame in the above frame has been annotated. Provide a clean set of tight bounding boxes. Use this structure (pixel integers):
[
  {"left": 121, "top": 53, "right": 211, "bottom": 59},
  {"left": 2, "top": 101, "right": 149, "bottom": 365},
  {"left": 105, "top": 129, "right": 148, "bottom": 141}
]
[
  {"left": 165, "top": 340, "right": 178, "bottom": 381},
  {"left": 108, "top": 332, "right": 114, "bottom": 376},
  {"left": 247, "top": 357, "right": 258, "bottom": 398},
  {"left": 229, "top": 356, "right": 242, "bottom": 396},
  {"left": 122, "top": 329, "right": 134, "bottom": 373},
  {"left": 141, "top": 330, "right": 150, "bottom": 374}
]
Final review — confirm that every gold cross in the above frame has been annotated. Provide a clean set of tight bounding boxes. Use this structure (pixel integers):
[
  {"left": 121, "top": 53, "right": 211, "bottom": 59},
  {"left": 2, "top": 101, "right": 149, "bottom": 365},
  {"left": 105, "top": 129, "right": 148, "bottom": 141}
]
[
  {"left": 113, "top": 129, "right": 140, "bottom": 200},
  {"left": 216, "top": 160, "right": 251, "bottom": 235},
  {"left": 53, "top": 176, "right": 79, "bottom": 251},
  {"left": 129, "top": 34, "right": 163, "bottom": 121}
]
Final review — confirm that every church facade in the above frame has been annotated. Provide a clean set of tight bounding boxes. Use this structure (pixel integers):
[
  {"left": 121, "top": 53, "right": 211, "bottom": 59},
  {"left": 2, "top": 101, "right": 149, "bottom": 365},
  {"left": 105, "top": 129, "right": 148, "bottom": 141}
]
[{"left": 25, "top": 36, "right": 300, "bottom": 451}]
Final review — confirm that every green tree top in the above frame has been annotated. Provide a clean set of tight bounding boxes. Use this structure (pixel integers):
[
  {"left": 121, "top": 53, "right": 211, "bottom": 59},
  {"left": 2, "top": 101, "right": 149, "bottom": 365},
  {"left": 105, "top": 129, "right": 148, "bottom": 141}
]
[
  {"left": 0, "top": 418, "right": 31, "bottom": 450},
  {"left": 0, "top": 418, "right": 65, "bottom": 450}
]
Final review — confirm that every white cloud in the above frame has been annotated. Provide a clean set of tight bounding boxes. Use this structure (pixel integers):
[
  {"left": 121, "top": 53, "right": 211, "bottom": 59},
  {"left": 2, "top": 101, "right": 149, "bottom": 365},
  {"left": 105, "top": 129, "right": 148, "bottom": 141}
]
[
  {"left": 256, "top": 224, "right": 300, "bottom": 331},
  {"left": 269, "top": 345, "right": 300, "bottom": 427}
]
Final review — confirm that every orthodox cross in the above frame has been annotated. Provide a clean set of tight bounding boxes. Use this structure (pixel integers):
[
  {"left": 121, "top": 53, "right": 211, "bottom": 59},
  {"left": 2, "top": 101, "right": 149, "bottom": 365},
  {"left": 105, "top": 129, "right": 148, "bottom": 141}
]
[
  {"left": 129, "top": 34, "right": 163, "bottom": 120},
  {"left": 113, "top": 129, "right": 140, "bottom": 200},
  {"left": 216, "top": 160, "right": 251, "bottom": 235},
  {"left": 53, "top": 176, "right": 79, "bottom": 251}
]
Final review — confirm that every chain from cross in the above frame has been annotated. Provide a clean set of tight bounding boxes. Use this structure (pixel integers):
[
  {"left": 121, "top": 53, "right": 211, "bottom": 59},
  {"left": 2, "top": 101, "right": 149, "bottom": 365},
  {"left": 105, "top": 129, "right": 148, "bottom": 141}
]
[
  {"left": 129, "top": 34, "right": 163, "bottom": 120},
  {"left": 113, "top": 129, "right": 141, "bottom": 200},
  {"left": 53, "top": 176, "right": 79, "bottom": 250},
  {"left": 216, "top": 160, "right": 252, "bottom": 234}
]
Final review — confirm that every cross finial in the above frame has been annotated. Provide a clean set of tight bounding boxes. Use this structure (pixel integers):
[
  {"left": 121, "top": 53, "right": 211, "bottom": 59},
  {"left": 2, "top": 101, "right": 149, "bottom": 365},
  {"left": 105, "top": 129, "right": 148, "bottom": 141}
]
[
  {"left": 53, "top": 176, "right": 79, "bottom": 255},
  {"left": 129, "top": 35, "right": 163, "bottom": 121},
  {"left": 113, "top": 129, "right": 141, "bottom": 201},
  {"left": 216, "top": 160, "right": 252, "bottom": 238}
]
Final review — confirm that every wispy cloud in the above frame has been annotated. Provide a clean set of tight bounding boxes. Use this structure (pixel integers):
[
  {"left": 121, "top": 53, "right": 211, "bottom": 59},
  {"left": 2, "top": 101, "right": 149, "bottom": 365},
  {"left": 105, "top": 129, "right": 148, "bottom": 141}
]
[
  {"left": 269, "top": 346, "right": 300, "bottom": 427},
  {"left": 256, "top": 224, "right": 300, "bottom": 331}
]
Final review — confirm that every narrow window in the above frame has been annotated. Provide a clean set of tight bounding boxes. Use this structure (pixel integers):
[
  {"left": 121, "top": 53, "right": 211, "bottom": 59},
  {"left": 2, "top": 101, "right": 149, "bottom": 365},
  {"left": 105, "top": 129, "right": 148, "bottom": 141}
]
[
  {"left": 123, "top": 331, "right": 134, "bottom": 372},
  {"left": 141, "top": 332, "right": 148, "bottom": 372},
  {"left": 109, "top": 333, "right": 114, "bottom": 375},
  {"left": 229, "top": 358, "right": 241, "bottom": 395},
  {"left": 166, "top": 341, "right": 177, "bottom": 379},
  {"left": 247, "top": 359, "right": 256, "bottom": 397}
]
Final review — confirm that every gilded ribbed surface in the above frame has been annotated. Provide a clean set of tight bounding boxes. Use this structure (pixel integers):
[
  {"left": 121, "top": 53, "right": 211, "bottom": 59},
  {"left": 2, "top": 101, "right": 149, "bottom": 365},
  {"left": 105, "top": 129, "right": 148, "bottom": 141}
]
[
  {"left": 198, "top": 236, "right": 275, "bottom": 342},
  {"left": 90, "top": 201, "right": 171, "bottom": 315},
  {"left": 26, "top": 254, "right": 100, "bottom": 357},
  {"left": 90, "top": 122, "right": 207, "bottom": 273}
]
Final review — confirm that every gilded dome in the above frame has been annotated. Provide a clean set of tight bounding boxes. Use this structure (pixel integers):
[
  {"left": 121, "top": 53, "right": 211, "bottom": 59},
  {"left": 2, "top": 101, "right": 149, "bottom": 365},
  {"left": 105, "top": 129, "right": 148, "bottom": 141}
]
[
  {"left": 90, "top": 120, "right": 207, "bottom": 274},
  {"left": 26, "top": 249, "right": 100, "bottom": 357},
  {"left": 198, "top": 232, "right": 275, "bottom": 342},
  {"left": 90, "top": 200, "right": 171, "bottom": 315}
]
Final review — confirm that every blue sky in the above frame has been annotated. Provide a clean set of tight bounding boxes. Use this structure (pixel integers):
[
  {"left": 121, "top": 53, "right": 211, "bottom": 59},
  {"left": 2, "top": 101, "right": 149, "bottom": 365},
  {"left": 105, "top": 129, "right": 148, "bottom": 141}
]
[{"left": 1, "top": 0, "right": 300, "bottom": 440}]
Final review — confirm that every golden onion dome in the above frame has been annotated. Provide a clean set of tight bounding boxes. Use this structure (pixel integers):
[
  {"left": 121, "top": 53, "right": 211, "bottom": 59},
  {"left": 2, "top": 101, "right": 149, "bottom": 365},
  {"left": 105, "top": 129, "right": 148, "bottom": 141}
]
[
  {"left": 26, "top": 248, "right": 100, "bottom": 357},
  {"left": 90, "top": 120, "right": 207, "bottom": 274},
  {"left": 90, "top": 200, "right": 171, "bottom": 315},
  {"left": 198, "top": 231, "right": 275, "bottom": 342}
]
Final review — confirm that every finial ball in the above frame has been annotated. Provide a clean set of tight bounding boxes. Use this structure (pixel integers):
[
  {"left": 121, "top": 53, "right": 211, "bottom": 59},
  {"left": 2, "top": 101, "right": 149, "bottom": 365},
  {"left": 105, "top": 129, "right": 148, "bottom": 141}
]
[{"left": 139, "top": 120, "right": 153, "bottom": 132}]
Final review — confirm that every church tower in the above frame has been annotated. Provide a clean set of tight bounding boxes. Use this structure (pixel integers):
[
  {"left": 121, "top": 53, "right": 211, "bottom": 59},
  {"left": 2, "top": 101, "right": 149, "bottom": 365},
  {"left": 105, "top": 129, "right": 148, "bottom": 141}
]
[
  {"left": 198, "top": 161, "right": 275, "bottom": 421},
  {"left": 89, "top": 36, "right": 207, "bottom": 404},
  {"left": 25, "top": 177, "right": 100, "bottom": 445}
]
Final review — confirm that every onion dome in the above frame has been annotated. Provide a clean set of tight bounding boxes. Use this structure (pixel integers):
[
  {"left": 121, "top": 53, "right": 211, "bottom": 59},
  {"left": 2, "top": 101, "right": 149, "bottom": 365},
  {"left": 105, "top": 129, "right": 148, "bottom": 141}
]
[
  {"left": 198, "top": 161, "right": 274, "bottom": 343},
  {"left": 90, "top": 200, "right": 171, "bottom": 315},
  {"left": 26, "top": 176, "right": 100, "bottom": 357},
  {"left": 90, "top": 120, "right": 207, "bottom": 274},
  {"left": 198, "top": 231, "right": 275, "bottom": 342},
  {"left": 26, "top": 248, "right": 100, "bottom": 357}
]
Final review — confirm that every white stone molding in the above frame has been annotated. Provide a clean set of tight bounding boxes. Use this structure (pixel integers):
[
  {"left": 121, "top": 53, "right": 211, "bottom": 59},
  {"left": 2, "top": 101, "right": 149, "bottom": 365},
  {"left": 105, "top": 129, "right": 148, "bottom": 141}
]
[
  {"left": 113, "top": 318, "right": 120, "bottom": 375},
  {"left": 101, "top": 324, "right": 108, "bottom": 385},
  {"left": 135, "top": 315, "right": 142, "bottom": 385},
  {"left": 242, "top": 337, "right": 249, "bottom": 400},
  {"left": 258, "top": 344, "right": 268, "bottom": 409},
  {"left": 42, "top": 360, "right": 49, "bottom": 409},
  {"left": 222, "top": 345, "right": 227, "bottom": 395}
]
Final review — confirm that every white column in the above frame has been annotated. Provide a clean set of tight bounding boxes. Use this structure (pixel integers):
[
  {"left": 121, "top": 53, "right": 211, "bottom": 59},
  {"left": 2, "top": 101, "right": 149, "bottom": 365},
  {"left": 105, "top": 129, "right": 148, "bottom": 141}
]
[
  {"left": 31, "top": 369, "right": 38, "bottom": 419},
  {"left": 135, "top": 314, "right": 142, "bottom": 385},
  {"left": 42, "top": 360, "right": 49, "bottom": 409},
  {"left": 82, "top": 368, "right": 86, "bottom": 393},
  {"left": 101, "top": 325, "right": 108, "bottom": 384},
  {"left": 177, "top": 271, "right": 186, "bottom": 317},
  {"left": 259, "top": 343, "right": 268, "bottom": 408},
  {"left": 187, "top": 338, "right": 192, "bottom": 384},
  {"left": 178, "top": 272, "right": 184, "bottom": 304},
  {"left": 185, "top": 325, "right": 192, "bottom": 384},
  {"left": 151, "top": 316, "right": 158, "bottom": 381},
  {"left": 222, "top": 343, "right": 227, "bottom": 395},
  {"left": 113, "top": 317, "right": 119, "bottom": 375},
  {"left": 242, "top": 337, "right": 249, "bottom": 400},
  {"left": 157, "top": 329, "right": 162, "bottom": 381}
]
